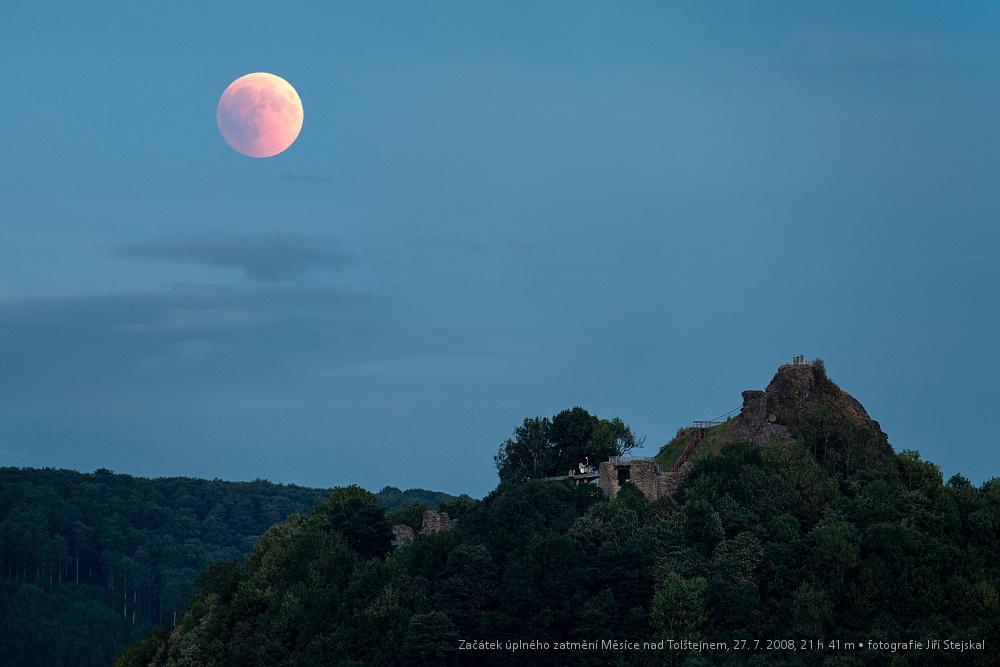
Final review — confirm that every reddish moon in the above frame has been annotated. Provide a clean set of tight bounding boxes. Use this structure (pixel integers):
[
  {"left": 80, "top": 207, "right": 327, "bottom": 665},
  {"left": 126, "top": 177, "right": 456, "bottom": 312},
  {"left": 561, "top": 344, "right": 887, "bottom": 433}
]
[{"left": 216, "top": 73, "right": 303, "bottom": 158}]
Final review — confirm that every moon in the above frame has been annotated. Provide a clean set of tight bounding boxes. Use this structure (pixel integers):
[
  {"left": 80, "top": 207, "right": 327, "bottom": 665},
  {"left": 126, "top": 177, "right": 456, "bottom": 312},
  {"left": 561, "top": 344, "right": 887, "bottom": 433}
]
[{"left": 216, "top": 73, "right": 303, "bottom": 158}]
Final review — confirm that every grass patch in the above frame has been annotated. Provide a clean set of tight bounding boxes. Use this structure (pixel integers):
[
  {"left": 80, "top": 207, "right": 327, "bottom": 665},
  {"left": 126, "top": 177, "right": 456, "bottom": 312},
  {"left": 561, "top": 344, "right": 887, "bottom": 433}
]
[
  {"left": 654, "top": 428, "right": 698, "bottom": 470},
  {"left": 689, "top": 421, "right": 735, "bottom": 463},
  {"left": 654, "top": 422, "right": 736, "bottom": 470}
]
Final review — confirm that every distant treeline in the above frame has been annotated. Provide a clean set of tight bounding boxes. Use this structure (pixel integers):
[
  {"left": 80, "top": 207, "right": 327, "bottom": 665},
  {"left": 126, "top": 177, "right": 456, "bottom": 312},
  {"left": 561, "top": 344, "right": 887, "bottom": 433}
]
[{"left": 0, "top": 467, "right": 452, "bottom": 667}]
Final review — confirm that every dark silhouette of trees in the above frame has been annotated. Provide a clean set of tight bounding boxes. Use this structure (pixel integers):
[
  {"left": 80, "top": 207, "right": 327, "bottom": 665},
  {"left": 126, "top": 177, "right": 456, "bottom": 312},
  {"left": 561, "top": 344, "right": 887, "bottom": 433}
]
[
  {"left": 494, "top": 407, "right": 643, "bottom": 483},
  {"left": 0, "top": 467, "right": 453, "bottom": 667},
  {"left": 120, "top": 403, "right": 999, "bottom": 666}
]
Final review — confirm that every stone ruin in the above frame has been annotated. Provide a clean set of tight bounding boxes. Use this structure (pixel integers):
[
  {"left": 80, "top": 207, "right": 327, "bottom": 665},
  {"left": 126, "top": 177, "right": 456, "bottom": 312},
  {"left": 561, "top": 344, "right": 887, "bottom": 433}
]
[
  {"left": 390, "top": 524, "right": 415, "bottom": 549},
  {"left": 586, "top": 358, "right": 892, "bottom": 502},
  {"left": 390, "top": 509, "right": 457, "bottom": 549},
  {"left": 598, "top": 458, "right": 676, "bottom": 502},
  {"left": 420, "top": 509, "right": 456, "bottom": 534}
]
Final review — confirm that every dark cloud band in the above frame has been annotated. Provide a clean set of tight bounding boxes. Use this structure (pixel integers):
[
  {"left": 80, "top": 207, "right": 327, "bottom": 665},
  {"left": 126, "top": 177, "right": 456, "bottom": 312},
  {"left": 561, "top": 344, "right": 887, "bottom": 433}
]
[{"left": 115, "top": 232, "right": 352, "bottom": 281}]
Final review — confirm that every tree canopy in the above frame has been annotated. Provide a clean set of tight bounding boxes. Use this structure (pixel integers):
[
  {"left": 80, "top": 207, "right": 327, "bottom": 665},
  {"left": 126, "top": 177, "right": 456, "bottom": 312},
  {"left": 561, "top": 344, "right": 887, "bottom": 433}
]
[
  {"left": 494, "top": 407, "right": 643, "bottom": 483},
  {"left": 0, "top": 467, "right": 453, "bottom": 667},
  {"left": 121, "top": 407, "right": 998, "bottom": 666}
]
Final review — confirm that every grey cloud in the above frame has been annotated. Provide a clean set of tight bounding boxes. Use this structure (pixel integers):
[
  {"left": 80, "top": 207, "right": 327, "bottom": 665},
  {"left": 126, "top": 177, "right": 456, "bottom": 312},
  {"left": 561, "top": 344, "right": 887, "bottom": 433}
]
[
  {"left": 115, "top": 232, "right": 352, "bottom": 281},
  {"left": 0, "top": 285, "right": 379, "bottom": 390},
  {"left": 0, "top": 282, "right": 499, "bottom": 409}
]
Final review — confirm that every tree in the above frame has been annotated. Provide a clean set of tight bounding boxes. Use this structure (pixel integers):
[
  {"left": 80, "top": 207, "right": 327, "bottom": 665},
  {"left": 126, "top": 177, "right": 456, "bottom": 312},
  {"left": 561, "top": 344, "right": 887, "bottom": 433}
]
[
  {"left": 652, "top": 572, "right": 707, "bottom": 640},
  {"left": 385, "top": 501, "right": 431, "bottom": 531},
  {"left": 681, "top": 499, "right": 724, "bottom": 553},
  {"left": 433, "top": 544, "right": 497, "bottom": 630},
  {"left": 495, "top": 417, "right": 553, "bottom": 484},
  {"left": 402, "top": 612, "right": 457, "bottom": 665},
  {"left": 602, "top": 417, "right": 646, "bottom": 458},
  {"left": 309, "top": 486, "right": 391, "bottom": 559},
  {"left": 789, "top": 583, "right": 833, "bottom": 636},
  {"left": 494, "top": 408, "right": 641, "bottom": 483}
]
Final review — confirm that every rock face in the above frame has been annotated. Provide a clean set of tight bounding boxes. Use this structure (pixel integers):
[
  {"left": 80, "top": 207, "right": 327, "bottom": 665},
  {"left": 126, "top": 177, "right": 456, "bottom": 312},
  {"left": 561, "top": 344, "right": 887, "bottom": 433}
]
[
  {"left": 419, "top": 509, "right": 456, "bottom": 535},
  {"left": 391, "top": 510, "right": 457, "bottom": 549},
  {"left": 732, "top": 388, "right": 792, "bottom": 445},
  {"left": 732, "top": 362, "right": 890, "bottom": 455},
  {"left": 606, "top": 360, "right": 896, "bottom": 502},
  {"left": 391, "top": 524, "right": 415, "bottom": 549}
]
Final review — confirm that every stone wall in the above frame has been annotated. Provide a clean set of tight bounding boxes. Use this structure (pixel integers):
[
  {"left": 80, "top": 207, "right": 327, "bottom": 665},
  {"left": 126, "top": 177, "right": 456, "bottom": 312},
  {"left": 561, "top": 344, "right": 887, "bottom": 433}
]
[
  {"left": 599, "top": 459, "right": 673, "bottom": 502},
  {"left": 391, "top": 524, "right": 415, "bottom": 549},
  {"left": 598, "top": 461, "right": 619, "bottom": 498},
  {"left": 659, "top": 461, "right": 692, "bottom": 496},
  {"left": 629, "top": 459, "right": 661, "bottom": 501},
  {"left": 420, "top": 509, "right": 456, "bottom": 534}
]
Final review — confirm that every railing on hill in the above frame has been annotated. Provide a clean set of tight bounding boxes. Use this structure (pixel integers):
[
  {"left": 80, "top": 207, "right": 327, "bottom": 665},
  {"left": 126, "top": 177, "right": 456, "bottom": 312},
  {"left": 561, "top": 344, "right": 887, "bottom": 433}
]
[
  {"left": 692, "top": 406, "right": 741, "bottom": 429},
  {"left": 676, "top": 406, "right": 741, "bottom": 473},
  {"left": 607, "top": 455, "right": 653, "bottom": 466},
  {"left": 670, "top": 430, "right": 702, "bottom": 474}
]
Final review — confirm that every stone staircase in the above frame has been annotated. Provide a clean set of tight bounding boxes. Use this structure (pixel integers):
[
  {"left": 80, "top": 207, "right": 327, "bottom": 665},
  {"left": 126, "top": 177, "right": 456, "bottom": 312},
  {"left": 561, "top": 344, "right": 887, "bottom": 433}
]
[
  {"left": 659, "top": 460, "right": 694, "bottom": 496},
  {"left": 657, "top": 428, "right": 704, "bottom": 496}
]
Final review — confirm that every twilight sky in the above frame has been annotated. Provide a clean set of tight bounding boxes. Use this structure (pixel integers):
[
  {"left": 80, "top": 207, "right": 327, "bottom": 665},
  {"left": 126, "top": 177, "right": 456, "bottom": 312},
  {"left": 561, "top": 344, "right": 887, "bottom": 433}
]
[{"left": 1, "top": 1, "right": 998, "bottom": 496}]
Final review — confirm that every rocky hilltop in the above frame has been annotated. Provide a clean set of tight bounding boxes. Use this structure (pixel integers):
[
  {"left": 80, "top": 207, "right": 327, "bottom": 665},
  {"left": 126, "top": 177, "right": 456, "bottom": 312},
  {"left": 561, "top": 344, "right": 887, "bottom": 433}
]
[
  {"left": 731, "top": 359, "right": 894, "bottom": 471},
  {"left": 657, "top": 359, "right": 895, "bottom": 477},
  {"left": 733, "top": 360, "right": 885, "bottom": 442},
  {"left": 117, "top": 361, "right": 998, "bottom": 667}
]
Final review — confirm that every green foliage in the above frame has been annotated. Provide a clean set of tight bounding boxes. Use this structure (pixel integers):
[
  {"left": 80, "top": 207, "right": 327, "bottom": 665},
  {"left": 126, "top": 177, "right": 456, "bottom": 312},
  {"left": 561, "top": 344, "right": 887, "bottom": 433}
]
[
  {"left": 310, "top": 486, "right": 391, "bottom": 558},
  {"left": 652, "top": 571, "right": 707, "bottom": 640},
  {"left": 16, "top": 395, "right": 990, "bottom": 667},
  {"left": 654, "top": 428, "right": 696, "bottom": 470},
  {"left": 0, "top": 467, "right": 451, "bottom": 667},
  {"left": 432, "top": 544, "right": 497, "bottom": 628},
  {"left": 494, "top": 407, "right": 641, "bottom": 484},
  {"left": 811, "top": 357, "right": 829, "bottom": 384},
  {"left": 402, "top": 612, "right": 458, "bottom": 665},
  {"left": 126, "top": 439, "right": 999, "bottom": 666},
  {"left": 656, "top": 423, "right": 736, "bottom": 471},
  {"left": 386, "top": 501, "right": 431, "bottom": 531},
  {"left": 375, "top": 486, "right": 458, "bottom": 513},
  {"left": 438, "top": 495, "right": 478, "bottom": 522},
  {"left": 789, "top": 583, "right": 833, "bottom": 636}
]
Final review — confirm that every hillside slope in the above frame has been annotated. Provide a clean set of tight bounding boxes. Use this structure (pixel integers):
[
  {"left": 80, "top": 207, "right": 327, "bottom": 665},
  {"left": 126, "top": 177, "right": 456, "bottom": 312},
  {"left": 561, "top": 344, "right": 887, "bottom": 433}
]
[
  {"left": 0, "top": 468, "right": 453, "bottom": 667},
  {"left": 655, "top": 360, "right": 895, "bottom": 481},
  {"left": 122, "top": 365, "right": 1000, "bottom": 666}
]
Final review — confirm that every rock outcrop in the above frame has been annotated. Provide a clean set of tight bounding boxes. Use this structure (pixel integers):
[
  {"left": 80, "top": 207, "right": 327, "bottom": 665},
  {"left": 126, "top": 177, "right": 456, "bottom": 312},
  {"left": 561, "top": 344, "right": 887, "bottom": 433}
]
[
  {"left": 419, "top": 509, "right": 456, "bottom": 534},
  {"left": 732, "top": 388, "right": 792, "bottom": 445},
  {"left": 732, "top": 361, "right": 892, "bottom": 463},
  {"left": 390, "top": 510, "right": 458, "bottom": 549},
  {"left": 391, "top": 524, "right": 415, "bottom": 549}
]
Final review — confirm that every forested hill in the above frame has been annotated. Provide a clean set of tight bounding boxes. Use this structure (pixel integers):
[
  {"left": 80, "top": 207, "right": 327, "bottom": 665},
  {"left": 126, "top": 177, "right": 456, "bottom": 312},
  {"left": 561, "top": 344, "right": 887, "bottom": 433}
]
[
  {"left": 0, "top": 467, "right": 454, "bottom": 667},
  {"left": 121, "top": 363, "right": 999, "bottom": 666}
]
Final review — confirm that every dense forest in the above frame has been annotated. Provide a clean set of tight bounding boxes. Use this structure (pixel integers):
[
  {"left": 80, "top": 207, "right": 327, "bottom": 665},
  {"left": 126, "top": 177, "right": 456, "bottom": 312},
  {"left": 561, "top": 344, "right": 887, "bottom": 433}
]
[
  {"left": 0, "top": 467, "right": 453, "bottom": 666},
  {"left": 119, "top": 364, "right": 999, "bottom": 666}
]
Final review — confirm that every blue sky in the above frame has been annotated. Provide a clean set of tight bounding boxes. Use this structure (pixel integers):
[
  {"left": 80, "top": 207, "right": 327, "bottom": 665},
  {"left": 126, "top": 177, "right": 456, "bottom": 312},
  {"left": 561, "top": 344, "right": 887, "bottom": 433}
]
[{"left": 1, "top": 1, "right": 998, "bottom": 496}]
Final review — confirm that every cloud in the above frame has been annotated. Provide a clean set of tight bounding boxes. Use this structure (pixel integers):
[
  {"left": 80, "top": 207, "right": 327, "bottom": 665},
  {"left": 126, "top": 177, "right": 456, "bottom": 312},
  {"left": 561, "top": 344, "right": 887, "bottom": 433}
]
[
  {"left": 0, "top": 281, "right": 498, "bottom": 411},
  {"left": 115, "top": 232, "right": 352, "bottom": 281},
  {"left": 0, "top": 285, "right": 379, "bottom": 385}
]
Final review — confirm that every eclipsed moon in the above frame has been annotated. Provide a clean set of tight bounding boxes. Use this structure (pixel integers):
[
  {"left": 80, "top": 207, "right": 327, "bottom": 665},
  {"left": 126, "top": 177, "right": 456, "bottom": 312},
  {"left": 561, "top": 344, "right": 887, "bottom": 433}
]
[{"left": 217, "top": 73, "right": 303, "bottom": 158}]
